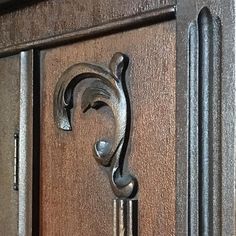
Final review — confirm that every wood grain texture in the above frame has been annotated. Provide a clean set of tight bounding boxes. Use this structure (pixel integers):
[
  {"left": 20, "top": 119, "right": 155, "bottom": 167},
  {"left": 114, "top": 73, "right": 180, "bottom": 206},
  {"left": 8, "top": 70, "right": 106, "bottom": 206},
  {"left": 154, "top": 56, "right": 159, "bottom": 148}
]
[
  {"left": 0, "top": 0, "right": 175, "bottom": 50},
  {"left": 0, "top": 55, "right": 20, "bottom": 235},
  {"left": 40, "top": 21, "right": 176, "bottom": 236}
]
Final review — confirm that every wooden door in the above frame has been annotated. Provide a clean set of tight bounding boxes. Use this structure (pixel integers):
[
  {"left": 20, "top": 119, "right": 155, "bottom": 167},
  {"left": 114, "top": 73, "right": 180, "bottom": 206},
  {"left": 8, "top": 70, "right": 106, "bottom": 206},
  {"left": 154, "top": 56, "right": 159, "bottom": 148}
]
[
  {"left": 0, "top": 51, "right": 34, "bottom": 236},
  {"left": 0, "top": 54, "right": 20, "bottom": 236},
  {"left": 0, "top": 1, "right": 234, "bottom": 236},
  {"left": 40, "top": 21, "right": 176, "bottom": 235}
]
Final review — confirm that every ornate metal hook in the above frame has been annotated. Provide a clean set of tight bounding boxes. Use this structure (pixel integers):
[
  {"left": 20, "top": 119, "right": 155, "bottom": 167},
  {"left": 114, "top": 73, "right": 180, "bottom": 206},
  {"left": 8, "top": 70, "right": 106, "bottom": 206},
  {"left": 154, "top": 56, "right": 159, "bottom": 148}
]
[{"left": 54, "top": 52, "right": 138, "bottom": 198}]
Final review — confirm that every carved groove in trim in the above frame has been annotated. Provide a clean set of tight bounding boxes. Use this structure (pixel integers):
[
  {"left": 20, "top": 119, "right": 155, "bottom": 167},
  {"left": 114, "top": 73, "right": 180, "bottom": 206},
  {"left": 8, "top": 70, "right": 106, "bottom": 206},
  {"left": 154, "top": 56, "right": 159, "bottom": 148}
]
[
  {"left": 54, "top": 52, "right": 138, "bottom": 199},
  {"left": 188, "top": 7, "right": 222, "bottom": 235}
]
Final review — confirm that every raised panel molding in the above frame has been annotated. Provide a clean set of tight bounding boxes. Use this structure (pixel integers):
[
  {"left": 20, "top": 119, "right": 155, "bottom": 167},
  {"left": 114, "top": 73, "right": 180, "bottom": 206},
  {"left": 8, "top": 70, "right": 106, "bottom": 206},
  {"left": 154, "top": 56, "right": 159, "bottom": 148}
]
[
  {"left": 0, "top": 2, "right": 176, "bottom": 55},
  {"left": 0, "top": 5, "right": 176, "bottom": 57}
]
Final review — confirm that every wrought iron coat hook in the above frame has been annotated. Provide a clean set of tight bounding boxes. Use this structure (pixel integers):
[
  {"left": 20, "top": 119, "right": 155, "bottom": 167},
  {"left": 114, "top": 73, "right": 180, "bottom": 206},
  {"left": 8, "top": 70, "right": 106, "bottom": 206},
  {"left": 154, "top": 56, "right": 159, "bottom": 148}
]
[{"left": 54, "top": 52, "right": 138, "bottom": 235}]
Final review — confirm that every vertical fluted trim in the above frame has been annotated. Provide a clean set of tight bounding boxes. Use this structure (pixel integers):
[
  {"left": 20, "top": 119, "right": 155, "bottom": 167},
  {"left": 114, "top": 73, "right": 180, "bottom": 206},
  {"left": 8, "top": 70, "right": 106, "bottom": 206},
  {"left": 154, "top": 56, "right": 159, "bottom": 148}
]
[{"left": 188, "top": 7, "right": 222, "bottom": 235}]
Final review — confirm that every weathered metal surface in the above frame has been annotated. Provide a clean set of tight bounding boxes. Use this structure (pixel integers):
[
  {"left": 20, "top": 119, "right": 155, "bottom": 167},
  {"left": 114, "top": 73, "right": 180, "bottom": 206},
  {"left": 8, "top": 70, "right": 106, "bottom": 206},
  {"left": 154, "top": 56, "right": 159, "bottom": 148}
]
[
  {"left": 13, "top": 132, "right": 19, "bottom": 191},
  {"left": 54, "top": 52, "right": 138, "bottom": 199},
  {"left": 113, "top": 199, "right": 138, "bottom": 236},
  {"left": 176, "top": 0, "right": 235, "bottom": 235},
  {"left": 18, "top": 50, "right": 34, "bottom": 236}
]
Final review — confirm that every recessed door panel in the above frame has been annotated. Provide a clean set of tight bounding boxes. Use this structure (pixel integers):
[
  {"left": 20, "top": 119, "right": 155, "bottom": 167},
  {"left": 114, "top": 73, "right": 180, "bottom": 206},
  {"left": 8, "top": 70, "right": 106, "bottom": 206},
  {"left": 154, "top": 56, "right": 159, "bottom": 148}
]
[{"left": 40, "top": 21, "right": 176, "bottom": 235}]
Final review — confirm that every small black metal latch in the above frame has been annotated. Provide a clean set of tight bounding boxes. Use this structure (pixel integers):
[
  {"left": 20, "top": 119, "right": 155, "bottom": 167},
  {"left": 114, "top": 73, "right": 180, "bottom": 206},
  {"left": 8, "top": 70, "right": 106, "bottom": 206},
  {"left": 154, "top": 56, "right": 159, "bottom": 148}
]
[{"left": 13, "top": 132, "right": 19, "bottom": 191}]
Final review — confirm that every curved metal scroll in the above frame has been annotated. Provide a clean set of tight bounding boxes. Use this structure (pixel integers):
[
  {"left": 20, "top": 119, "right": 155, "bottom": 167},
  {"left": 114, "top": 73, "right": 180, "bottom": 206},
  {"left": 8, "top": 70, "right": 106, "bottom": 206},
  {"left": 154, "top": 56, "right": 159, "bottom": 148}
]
[{"left": 54, "top": 52, "right": 137, "bottom": 198}]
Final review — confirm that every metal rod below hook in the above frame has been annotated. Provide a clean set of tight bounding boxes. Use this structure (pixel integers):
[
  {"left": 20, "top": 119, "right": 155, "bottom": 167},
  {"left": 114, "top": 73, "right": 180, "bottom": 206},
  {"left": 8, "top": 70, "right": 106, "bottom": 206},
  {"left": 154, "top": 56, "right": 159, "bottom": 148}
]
[{"left": 113, "top": 199, "right": 138, "bottom": 236}]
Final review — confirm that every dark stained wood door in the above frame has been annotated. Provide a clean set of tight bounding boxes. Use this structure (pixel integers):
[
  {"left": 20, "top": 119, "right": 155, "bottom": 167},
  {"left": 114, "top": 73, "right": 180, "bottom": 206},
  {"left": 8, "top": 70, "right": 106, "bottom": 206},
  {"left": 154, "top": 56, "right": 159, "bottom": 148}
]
[
  {"left": 0, "top": 1, "right": 234, "bottom": 235},
  {"left": 40, "top": 21, "right": 176, "bottom": 236}
]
